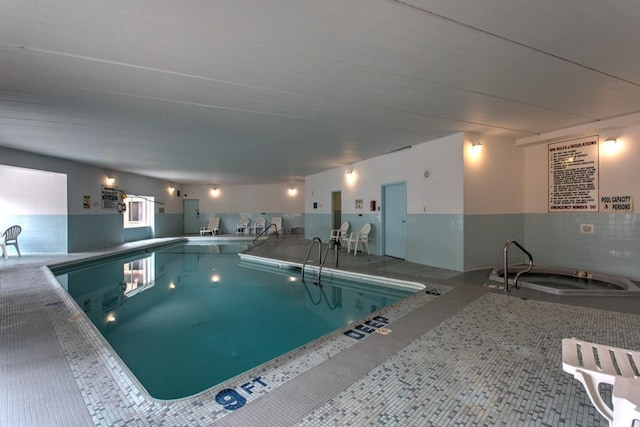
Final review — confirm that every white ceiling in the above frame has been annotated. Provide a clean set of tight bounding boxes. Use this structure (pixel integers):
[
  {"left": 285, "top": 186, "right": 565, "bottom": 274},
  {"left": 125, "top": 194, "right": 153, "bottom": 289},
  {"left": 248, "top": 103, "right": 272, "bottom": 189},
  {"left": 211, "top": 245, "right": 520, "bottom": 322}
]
[{"left": 1, "top": 0, "right": 640, "bottom": 184}]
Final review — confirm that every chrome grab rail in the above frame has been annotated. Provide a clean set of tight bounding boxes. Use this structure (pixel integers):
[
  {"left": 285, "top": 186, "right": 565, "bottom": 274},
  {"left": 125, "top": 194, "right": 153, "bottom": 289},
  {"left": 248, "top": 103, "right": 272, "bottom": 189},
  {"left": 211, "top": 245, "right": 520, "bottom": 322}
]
[
  {"left": 317, "top": 240, "right": 340, "bottom": 287},
  {"left": 503, "top": 240, "right": 533, "bottom": 292},
  {"left": 252, "top": 223, "right": 278, "bottom": 244},
  {"left": 302, "top": 237, "right": 340, "bottom": 287},
  {"left": 302, "top": 237, "right": 323, "bottom": 282}
]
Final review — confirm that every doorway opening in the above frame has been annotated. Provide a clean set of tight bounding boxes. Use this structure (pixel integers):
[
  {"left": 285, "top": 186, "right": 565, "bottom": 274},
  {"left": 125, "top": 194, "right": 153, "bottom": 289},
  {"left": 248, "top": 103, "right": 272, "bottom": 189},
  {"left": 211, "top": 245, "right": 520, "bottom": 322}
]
[{"left": 331, "top": 191, "right": 342, "bottom": 231}]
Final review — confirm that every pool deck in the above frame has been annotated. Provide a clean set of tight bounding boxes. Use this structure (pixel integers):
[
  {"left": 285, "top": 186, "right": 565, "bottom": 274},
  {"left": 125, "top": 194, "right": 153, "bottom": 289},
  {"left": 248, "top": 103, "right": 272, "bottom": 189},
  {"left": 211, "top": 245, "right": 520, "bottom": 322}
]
[{"left": 2, "top": 235, "right": 640, "bottom": 426}]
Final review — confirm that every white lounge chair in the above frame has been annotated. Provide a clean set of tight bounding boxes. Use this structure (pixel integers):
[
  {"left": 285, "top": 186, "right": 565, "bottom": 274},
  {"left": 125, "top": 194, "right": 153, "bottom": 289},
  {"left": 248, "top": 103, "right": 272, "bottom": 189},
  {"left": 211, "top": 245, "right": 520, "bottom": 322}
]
[
  {"left": 562, "top": 338, "right": 640, "bottom": 426},
  {"left": 1, "top": 225, "right": 22, "bottom": 259},
  {"left": 236, "top": 216, "right": 250, "bottom": 234},
  {"left": 252, "top": 217, "right": 266, "bottom": 235},
  {"left": 200, "top": 217, "right": 220, "bottom": 235},
  {"left": 330, "top": 221, "right": 349, "bottom": 248},
  {"left": 346, "top": 223, "right": 371, "bottom": 256},
  {"left": 270, "top": 217, "right": 282, "bottom": 235}
]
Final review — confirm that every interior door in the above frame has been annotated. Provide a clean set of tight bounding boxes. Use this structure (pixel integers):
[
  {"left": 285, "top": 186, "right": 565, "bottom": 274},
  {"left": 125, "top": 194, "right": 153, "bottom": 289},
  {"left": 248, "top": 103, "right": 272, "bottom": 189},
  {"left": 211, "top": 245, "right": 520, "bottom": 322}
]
[
  {"left": 183, "top": 199, "right": 200, "bottom": 234},
  {"left": 331, "top": 191, "right": 342, "bottom": 230},
  {"left": 383, "top": 182, "right": 407, "bottom": 259}
]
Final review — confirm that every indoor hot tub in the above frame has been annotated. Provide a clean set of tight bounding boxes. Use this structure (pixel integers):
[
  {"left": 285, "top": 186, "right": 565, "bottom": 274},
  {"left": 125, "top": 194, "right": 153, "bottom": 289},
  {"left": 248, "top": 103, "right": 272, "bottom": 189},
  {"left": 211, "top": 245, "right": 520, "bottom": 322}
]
[{"left": 488, "top": 266, "right": 640, "bottom": 296}]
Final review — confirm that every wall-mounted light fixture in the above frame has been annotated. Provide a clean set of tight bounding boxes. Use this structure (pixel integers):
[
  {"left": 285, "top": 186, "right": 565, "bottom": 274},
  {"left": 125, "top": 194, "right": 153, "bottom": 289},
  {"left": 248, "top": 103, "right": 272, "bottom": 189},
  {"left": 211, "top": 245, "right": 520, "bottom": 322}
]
[
  {"left": 168, "top": 184, "right": 175, "bottom": 193},
  {"left": 106, "top": 175, "right": 115, "bottom": 185},
  {"left": 602, "top": 136, "right": 622, "bottom": 155},
  {"left": 288, "top": 186, "right": 297, "bottom": 196},
  {"left": 471, "top": 141, "right": 483, "bottom": 155},
  {"left": 346, "top": 168, "right": 356, "bottom": 185},
  {"left": 210, "top": 186, "right": 220, "bottom": 197}
]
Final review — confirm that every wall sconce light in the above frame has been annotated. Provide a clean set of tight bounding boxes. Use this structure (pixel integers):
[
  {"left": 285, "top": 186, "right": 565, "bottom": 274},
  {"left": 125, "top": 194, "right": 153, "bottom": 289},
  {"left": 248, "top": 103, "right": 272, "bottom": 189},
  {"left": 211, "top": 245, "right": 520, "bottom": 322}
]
[
  {"left": 168, "top": 185, "right": 175, "bottom": 193},
  {"left": 346, "top": 168, "right": 356, "bottom": 185},
  {"left": 471, "top": 141, "right": 483, "bottom": 155},
  {"left": 288, "top": 186, "right": 297, "bottom": 196},
  {"left": 106, "top": 175, "right": 115, "bottom": 185},
  {"left": 602, "top": 136, "right": 621, "bottom": 155},
  {"left": 210, "top": 186, "right": 220, "bottom": 197}
]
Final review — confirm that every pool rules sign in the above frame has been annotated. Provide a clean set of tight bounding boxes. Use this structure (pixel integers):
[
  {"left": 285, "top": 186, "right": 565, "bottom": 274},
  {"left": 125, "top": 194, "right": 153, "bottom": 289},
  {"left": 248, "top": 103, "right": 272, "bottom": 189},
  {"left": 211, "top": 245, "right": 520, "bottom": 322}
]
[{"left": 548, "top": 136, "right": 599, "bottom": 212}]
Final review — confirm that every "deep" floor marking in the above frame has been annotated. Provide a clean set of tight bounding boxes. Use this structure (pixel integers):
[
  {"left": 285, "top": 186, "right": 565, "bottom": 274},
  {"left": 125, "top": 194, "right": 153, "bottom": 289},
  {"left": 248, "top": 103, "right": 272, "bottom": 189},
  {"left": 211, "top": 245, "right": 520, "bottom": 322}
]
[{"left": 343, "top": 315, "right": 390, "bottom": 340}]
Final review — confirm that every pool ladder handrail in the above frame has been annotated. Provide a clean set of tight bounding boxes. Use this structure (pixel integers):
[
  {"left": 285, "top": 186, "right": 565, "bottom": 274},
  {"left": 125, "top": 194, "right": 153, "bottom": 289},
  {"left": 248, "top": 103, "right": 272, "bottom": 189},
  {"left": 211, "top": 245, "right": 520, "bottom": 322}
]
[
  {"left": 302, "top": 237, "right": 340, "bottom": 287},
  {"left": 252, "top": 223, "right": 279, "bottom": 244},
  {"left": 503, "top": 240, "right": 533, "bottom": 292},
  {"left": 302, "top": 237, "right": 323, "bottom": 284}
]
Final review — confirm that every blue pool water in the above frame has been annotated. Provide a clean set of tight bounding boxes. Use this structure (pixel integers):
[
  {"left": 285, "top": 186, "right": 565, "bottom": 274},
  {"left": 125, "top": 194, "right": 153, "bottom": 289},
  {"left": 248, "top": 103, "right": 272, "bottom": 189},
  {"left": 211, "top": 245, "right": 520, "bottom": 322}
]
[{"left": 54, "top": 243, "right": 415, "bottom": 399}]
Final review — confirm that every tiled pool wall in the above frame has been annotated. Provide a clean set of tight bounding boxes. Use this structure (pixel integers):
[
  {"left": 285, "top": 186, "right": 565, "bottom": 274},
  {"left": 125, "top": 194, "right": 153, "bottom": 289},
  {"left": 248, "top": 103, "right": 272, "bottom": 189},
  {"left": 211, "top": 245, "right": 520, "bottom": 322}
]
[{"left": 305, "top": 212, "right": 640, "bottom": 279}]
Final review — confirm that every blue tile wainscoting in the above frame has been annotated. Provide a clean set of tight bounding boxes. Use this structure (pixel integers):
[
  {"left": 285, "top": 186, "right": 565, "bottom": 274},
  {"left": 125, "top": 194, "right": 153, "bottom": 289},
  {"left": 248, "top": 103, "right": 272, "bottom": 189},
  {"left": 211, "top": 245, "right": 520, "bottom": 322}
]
[
  {"left": 304, "top": 213, "right": 332, "bottom": 242},
  {"left": 463, "top": 214, "right": 525, "bottom": 270},
  {"left": 124, "top": 226, "right": 153, "bottom": 242},
  {"left": 524, "top": 212, "right": 640, "bottom": 280},
  {"left": 68, "top": 214, "right": 124, "bottom": 252},
  {"left": 407, "top": 214, "right": 464, "bottom": 271},
  {"left": 0, "top": 214, "right": 68, "bottom": 254},
  {"left": 199, "top": 213, "right": 304, "bottom": 235},
  {"left": 154, "top": 213, "right": 183, "bottom": 238}
]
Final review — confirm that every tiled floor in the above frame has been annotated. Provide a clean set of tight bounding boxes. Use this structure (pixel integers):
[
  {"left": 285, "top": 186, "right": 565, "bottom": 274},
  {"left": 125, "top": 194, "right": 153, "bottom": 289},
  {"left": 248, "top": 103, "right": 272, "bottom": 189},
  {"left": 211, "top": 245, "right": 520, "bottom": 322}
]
[{"left": 2, "top": 235, "right": 640, "bottom": 426}]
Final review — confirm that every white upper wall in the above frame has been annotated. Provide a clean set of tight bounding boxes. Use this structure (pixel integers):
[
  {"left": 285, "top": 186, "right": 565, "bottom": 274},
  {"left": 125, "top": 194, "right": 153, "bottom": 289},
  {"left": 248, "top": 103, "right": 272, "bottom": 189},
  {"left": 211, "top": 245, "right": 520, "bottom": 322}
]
[
  {"left": 524, "top": 123, "right": 640, "bottom": 213},
  {"left": 0, "top": 146, "right": 184, "bottom": 215},
  {"left": 183, "top": 183, "right": 304, "bottom": 213},
  {"left": 306, "top": 133, "right": 464, "bottom": 215},
  {"left": 463, "top": 133, "right": 524, "bottom": 214},
  {"left": 0, "top": 164, "right": 67, "bottom": 215}
]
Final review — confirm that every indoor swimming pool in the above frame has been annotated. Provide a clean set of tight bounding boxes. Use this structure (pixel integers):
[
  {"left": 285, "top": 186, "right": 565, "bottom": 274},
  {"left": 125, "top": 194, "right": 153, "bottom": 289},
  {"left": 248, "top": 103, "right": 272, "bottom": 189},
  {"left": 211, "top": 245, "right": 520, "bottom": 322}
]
[{"left": 53, "top": 242, "right": 418, "bottom": 400}]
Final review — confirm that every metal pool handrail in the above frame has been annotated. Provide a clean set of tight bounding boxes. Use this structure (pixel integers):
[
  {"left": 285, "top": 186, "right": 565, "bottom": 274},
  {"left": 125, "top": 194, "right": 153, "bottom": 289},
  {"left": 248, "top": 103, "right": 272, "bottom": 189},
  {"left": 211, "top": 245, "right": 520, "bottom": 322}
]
[
  {"left": 252, "top": 223, "right": 279, "bottom": 244},
  {"left": 302, "top": 237, "right": 323, "bottom": 283},
  {"left": 302, "top": 237, "right": 340, "bottom": 287},
  {"left": 503, "top": 240, "right": 533, "bottom": 292},
  {"left": 318, "top": 240, "right": 340, "bottom": 287}
]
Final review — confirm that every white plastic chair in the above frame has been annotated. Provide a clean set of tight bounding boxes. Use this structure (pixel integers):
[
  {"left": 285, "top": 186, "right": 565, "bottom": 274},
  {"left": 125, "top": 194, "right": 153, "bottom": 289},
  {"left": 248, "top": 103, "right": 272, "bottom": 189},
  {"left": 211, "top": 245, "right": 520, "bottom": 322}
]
[
  {"left": 270, "top": 217, "right": 282, "bottom": 235},
  {"left": 562, "top": 338, "right": 640, "bottom": 426},
  {"left": 330, "top": 221, "right": 349, "bottom": 248},
  {"left": 347, "top": 223, "right": 371, "bottom": 256},
  {"left": 1, "top": 225, "right": 22, "bottom": 259},
  {"left": 200, "top": 217, "right": 220, "bottom": 235},
  {"left": 252, "top": 217, "right": 266, "bottom": 235},
  {"left": 236, "top": 216, "right": 250, "bottom": 234}
]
